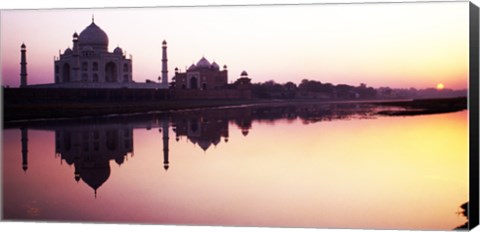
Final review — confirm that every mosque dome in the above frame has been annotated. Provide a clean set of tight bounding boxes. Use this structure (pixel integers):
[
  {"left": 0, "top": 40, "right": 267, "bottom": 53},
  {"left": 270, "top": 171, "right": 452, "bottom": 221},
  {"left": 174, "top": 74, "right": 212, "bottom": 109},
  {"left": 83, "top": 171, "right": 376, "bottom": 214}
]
[
  {"left": 211, "top": 61, "right": 220, "bottom": 70},
  {"left": 241, "top": 70, "right": 248, "bottom": 76},
  {"left": 78, "top": 22, "right": 109, "bottom": 50},
  {"left": 196, "top": 57, "right": 211, "bottom": 68},
  {"left": 188, "top": 64, "right": 197, "bottom": 71}
]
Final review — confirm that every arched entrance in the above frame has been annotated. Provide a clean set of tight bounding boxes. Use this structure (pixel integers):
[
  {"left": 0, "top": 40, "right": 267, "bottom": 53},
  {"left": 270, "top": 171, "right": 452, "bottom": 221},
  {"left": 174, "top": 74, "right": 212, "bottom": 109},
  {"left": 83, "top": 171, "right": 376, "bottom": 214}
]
[
  {"left": 189, "top": 76, "right": 198, "bottom": 89},
  {"left": 105, "top": 62, "right": 117, "bottom": 83},
  {"left": 62, "top": 63, "right": 71, "bottom": 82}
]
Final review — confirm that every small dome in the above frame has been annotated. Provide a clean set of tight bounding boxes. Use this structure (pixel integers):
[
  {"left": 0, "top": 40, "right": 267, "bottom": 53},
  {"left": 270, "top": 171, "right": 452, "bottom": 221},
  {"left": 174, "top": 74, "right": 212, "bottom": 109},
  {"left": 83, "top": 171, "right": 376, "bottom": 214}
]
[
  {"left": 196, "top": 57, "right": 211, "bottom": 68},
  {"left": 188, "top": 64, "right": 197, "bottom": 71},
  {"left": 64, "top": 48, "right": 73, "bottom": 55},
  {"left": 115, "top": 156, "right": 124, "bottom": 165},
  {"left": 198, "top": 140, "right": 211, "bottom": 151},
  {"left": 241, "top": 70, "right": 248, "bottom": 76},
  {"left": 162, "top": 40, "right": 167, "bottom": 45},
  {"left": 113, "top": 46, "right": 123, "bottom": 54},
  {"left": 81, "top": 165, "right": 110, "bottom": 192},
  {"left": 78, "top": 22, "right": 109, "bottom": 50},
  {"left": 73, "top": 32, "right": 78, "bottom": 38},
  {"left": 211, "top": 61, "right": 220, "bottom": 70},
  {"left": 21, "top": 43, "right": 26, "bottom": 49}
]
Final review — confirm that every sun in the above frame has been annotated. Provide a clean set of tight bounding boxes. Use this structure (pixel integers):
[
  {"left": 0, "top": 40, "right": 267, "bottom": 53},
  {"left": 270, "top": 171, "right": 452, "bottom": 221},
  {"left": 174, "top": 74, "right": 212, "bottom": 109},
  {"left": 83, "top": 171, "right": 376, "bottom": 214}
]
[{"left": 436, "top": 83, "right": 445, "bottom": 90}]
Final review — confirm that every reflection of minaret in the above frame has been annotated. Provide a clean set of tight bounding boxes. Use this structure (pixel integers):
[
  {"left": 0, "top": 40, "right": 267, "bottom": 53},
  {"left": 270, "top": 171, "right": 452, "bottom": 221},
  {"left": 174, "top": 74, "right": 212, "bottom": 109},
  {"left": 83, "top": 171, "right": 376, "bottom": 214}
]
[
  {"left": 161, "top": 40, "right": 168, "bottom": 85},
  {"left": 162, "top": 118, "right": 169, "bottom": 170},
  {"left": 21, "top": 128, "right": 28, "bottom": 172},
  {"left": 20, "top": 43, "right": 27, "bottom": 88}
]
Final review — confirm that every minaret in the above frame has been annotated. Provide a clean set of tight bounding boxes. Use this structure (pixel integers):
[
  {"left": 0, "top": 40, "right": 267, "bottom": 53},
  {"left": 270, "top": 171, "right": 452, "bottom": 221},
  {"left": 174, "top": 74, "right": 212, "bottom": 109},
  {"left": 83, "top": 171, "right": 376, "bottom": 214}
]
[
  {"left": 161, "top": 40, "right": 168, "bottom": 85},
  {"left": 20, "top": 43, "right": 27, "bottom": 88},
  {"left": 72, "top": 32, "right": 80, "bottom": 82},
  {"left": 21, "top": 128, "right": 28, "bottom": 172},
  {"left": 162, "top": 118, "right": 169, "bottom": 170}
]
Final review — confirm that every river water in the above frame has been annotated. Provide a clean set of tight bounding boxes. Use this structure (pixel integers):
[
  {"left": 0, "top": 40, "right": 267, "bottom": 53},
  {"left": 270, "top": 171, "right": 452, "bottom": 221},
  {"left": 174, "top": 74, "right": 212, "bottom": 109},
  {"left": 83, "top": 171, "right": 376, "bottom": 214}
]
[{"left": 2, "top": 103, "right": 469, "bottom": 230}]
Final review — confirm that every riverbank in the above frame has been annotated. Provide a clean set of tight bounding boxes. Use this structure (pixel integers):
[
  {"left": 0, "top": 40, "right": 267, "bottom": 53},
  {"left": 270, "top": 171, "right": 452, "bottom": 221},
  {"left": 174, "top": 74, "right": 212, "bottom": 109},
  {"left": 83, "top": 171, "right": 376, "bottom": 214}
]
[
  {"left": 374, "top": 97, "right": 467, "bottom": 116},
  {"left": 3, "top": 97, "right": 467, "bottom": 123}
]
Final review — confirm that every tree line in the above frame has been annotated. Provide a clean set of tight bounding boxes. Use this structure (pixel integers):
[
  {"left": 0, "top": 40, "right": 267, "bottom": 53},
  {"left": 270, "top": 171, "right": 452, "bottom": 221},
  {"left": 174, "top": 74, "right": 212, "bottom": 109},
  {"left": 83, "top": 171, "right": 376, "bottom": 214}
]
[{"left": 251, "top": 79, "right": 377, "bottom": 100}]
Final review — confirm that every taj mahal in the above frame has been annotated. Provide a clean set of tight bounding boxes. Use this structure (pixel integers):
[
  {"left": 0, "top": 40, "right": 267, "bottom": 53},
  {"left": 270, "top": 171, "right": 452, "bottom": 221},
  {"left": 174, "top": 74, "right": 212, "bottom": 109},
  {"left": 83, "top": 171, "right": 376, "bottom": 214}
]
[
  {"left": 48, "top": 18, "right": 167, "bottom": 89},
  {"left": 20, "top": 18, "right": 251, "bottom": 91}
]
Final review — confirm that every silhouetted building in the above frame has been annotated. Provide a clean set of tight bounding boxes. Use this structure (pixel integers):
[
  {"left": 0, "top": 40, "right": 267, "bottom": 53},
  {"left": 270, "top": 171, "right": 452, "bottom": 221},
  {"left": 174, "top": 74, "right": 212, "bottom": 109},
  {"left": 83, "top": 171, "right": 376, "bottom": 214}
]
[
  {"left": 233, "top": 70, "right": 252, "bottom": 90},
  {"left": 173, "top": 57, "right": 228, "bottom": 90},
  {"left": 54, "top": 18, "right": 132, "bottom": 85}
]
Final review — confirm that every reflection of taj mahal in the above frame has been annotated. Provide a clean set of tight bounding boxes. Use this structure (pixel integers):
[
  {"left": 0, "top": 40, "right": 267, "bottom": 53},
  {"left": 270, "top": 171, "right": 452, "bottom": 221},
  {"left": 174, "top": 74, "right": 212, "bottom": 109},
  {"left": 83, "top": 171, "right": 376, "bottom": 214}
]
[
  {"left": 55, "top": 125, "right": 133, "bottom": 197},
  {"left": 17, "top": 111, "right": 254, "bottom": 196}
]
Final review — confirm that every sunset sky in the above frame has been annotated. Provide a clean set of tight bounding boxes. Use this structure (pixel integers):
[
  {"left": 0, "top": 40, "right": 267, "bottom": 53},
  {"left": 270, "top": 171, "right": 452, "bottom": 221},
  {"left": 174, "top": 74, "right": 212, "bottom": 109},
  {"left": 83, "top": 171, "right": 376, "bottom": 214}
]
[{"left": 0, "top": 1, "right": 470, "bottom": 89}]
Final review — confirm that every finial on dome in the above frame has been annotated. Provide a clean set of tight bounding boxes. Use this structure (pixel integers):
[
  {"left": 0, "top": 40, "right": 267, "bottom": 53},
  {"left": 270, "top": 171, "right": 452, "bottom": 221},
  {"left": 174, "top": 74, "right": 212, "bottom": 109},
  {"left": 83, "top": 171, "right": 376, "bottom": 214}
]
[{"left": 92, "top": 14, "right": 95, "bottom": 23}]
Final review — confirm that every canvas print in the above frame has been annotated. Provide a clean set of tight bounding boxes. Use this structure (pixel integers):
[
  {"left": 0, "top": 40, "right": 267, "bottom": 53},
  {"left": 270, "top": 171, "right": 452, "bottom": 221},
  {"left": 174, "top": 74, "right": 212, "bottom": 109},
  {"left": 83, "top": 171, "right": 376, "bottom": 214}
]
[{"left": 1, "top": 1, "right": 477, "bottom": 231}]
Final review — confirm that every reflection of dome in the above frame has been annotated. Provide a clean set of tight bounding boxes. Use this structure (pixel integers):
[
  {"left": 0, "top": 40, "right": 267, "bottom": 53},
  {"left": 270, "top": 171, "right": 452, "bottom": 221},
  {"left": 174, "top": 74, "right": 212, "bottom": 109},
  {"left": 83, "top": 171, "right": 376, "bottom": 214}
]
[
  {"left": 81, "top": 165, "right": 111, "bottom": 195},
  {"left": 78, "top": 22, "right": 109, "bottom": 49},
  {"left": 196, "top": 57, "right": 211, "bottom": 68},
  {"left": 115, "top": 156, "right": 125, "bottom": 165},
  {"left": 197, "top": 140, "right": 211, "bottom": 151},
  {"left": 212, "top": 137, "right": 221, "bottom": 146}
]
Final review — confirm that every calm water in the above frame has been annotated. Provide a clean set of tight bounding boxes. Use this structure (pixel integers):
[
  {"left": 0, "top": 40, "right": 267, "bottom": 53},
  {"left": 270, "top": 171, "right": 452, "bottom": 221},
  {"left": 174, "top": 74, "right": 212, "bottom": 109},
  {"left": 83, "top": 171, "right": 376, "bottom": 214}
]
[{"left": 2, "top": 103, "right": 469, "bottom": 230}]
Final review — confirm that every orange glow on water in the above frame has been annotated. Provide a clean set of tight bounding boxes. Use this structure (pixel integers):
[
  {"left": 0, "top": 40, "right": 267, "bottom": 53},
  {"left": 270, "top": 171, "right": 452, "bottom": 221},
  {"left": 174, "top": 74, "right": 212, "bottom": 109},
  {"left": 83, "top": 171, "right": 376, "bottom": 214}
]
[{"left": 2, "top": 110, "right": 469, "bottom": 229}]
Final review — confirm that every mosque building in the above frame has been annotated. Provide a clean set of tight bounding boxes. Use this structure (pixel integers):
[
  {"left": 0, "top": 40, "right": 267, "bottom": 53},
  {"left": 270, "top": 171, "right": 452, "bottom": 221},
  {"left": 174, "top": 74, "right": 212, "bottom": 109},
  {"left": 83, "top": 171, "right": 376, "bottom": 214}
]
[{"left": 173, "top": 57, "right": 228, "bottom": 90}]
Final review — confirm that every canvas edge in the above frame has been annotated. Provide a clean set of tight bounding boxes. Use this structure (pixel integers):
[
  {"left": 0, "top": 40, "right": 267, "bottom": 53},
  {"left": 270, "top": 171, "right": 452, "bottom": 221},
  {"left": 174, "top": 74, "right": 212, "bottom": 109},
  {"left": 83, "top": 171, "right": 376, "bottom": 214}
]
[{"left": 469, "top": 1, "right": 480, "bottom": 230}]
